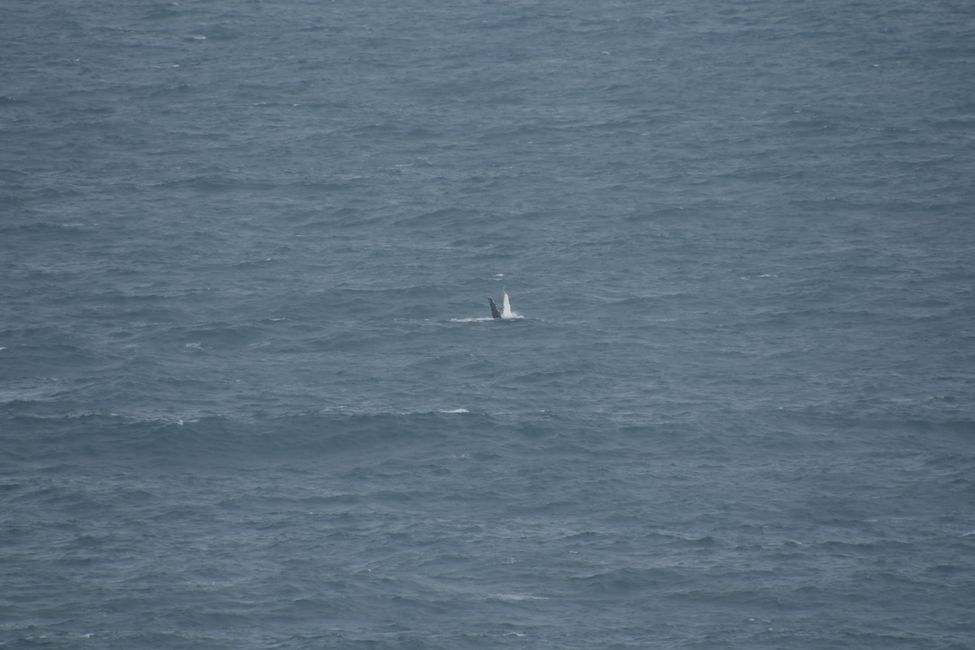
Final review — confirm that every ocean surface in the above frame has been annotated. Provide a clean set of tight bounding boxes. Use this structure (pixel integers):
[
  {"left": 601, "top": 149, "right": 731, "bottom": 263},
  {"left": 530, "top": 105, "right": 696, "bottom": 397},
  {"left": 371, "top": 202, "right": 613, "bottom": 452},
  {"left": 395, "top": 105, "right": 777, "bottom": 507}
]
[{"left": 2, "top": 1, "right": 974, "bottom": 648}]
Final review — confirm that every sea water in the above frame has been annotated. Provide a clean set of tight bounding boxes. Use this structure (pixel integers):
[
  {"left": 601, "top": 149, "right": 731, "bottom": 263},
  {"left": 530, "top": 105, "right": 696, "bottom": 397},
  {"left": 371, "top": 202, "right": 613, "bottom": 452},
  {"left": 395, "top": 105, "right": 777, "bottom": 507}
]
[{"left": 2, "top": 1, "right": 974, "bottom": 648}]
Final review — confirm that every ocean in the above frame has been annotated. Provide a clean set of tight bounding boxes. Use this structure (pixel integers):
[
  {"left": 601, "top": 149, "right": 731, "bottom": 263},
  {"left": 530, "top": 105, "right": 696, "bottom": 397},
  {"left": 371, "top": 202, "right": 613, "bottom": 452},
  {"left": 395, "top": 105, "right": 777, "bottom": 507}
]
[{"left": 2, "top": 1, "right": 974, "bottom": 648}]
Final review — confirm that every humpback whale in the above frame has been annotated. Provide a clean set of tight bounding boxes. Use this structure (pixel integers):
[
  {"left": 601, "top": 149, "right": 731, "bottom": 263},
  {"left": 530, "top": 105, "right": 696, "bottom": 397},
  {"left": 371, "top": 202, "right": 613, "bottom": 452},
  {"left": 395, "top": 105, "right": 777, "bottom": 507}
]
[{"left": 488, "top": 289, "right": 513, "bottom": 320}]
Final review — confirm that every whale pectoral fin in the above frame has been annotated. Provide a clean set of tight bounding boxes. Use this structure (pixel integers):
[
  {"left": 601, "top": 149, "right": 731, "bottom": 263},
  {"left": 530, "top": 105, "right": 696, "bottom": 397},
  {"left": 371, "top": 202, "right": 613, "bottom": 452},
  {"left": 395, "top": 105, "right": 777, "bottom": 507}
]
[{"left": 488, "top": 298, "right": 501, "bottom": 319}]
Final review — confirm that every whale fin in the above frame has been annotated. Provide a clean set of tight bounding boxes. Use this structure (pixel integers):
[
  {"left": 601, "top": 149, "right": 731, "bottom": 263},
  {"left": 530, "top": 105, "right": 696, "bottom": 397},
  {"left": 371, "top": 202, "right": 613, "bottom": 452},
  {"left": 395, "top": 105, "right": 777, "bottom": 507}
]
[
  {"left": 501, "top": 290, "right": 512, "bottom": 319},
  {"left": 488, "top": 297, "right": 501, "bottom": 319}
]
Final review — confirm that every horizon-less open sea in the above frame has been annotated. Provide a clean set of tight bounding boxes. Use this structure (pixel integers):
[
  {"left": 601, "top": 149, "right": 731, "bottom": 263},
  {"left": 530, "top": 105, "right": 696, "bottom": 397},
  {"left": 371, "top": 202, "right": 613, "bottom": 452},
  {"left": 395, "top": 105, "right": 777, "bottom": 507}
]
[{"left": 2, "top": 1, "right": 974, "bottom": 648}]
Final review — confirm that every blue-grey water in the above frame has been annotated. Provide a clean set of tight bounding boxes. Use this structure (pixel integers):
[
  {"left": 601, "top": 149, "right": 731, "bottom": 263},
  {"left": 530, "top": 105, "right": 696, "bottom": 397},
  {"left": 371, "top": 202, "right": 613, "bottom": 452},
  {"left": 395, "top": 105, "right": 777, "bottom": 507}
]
[{"left": 2, "top": 1, "right": 974, "bottom": 648}]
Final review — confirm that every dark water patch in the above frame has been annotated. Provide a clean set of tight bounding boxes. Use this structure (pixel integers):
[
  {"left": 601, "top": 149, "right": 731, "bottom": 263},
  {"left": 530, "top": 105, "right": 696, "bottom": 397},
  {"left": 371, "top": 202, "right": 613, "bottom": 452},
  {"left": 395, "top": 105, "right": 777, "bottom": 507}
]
[{"left": 570, "top": 566, "right": 688, "bottom": 596}]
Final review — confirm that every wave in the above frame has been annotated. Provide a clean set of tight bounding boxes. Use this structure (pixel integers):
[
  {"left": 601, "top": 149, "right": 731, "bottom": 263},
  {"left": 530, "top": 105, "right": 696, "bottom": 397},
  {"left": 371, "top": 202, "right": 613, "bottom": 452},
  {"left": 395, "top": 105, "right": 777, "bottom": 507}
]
[
  {"left": 484, "top": 593, "right": 548, "bottom": 603},
  {"left": 0, "top": 220, "right": 95, "bottom": 236},
  {"left": 0, "top": 408, "right": 497, "bottom": 464}
]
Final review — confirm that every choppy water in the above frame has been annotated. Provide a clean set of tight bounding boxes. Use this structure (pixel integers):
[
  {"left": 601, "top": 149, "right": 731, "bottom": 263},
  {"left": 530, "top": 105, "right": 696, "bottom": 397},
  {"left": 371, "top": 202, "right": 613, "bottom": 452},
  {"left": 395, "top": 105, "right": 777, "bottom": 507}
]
[{"left": 2, "top": 1, "right": 974, "bottom": 648}]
